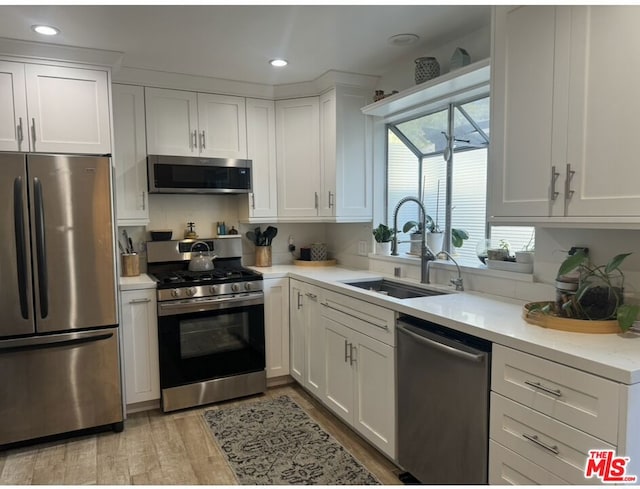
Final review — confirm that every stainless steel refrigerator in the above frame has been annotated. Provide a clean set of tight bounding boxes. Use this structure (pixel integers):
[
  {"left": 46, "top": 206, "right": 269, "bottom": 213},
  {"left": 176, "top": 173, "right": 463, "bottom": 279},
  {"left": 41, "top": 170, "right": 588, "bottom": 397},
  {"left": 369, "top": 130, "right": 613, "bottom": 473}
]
[{"left": 0, "top": 153, "right": 123, "bottom": 446}]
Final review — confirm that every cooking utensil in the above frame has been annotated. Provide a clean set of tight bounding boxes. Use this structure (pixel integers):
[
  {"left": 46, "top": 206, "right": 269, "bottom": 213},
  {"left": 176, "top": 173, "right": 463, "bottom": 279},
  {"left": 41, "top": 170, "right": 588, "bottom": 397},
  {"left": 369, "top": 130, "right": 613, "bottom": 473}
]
[
  {"left": 128, "top": 237, "right": 135, "bottom": 254},
  {"left": 188, "top": 241, "right": 217, "bottom": 271},
  {"left": 254, "top": 227, "right": 262, "bottom": 246},
  {"left": 122, "top": 230, "right": 132, "bottom": 253},
  {"left": 246, "top": 231, "right": 257, "bottom": 244},
  {"left": 118, "top": 240, "right": 126, "bottom": 255},
  {"left": 263, "top": 226, "right": 278, "bottom": 245}
]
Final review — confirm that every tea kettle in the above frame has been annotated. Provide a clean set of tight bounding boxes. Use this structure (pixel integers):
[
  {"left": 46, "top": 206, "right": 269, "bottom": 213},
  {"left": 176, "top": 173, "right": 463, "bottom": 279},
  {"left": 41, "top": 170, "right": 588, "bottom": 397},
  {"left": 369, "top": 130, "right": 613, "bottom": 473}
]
[{"left": 188, "top": 241, "right": 217, "bottom": 271}]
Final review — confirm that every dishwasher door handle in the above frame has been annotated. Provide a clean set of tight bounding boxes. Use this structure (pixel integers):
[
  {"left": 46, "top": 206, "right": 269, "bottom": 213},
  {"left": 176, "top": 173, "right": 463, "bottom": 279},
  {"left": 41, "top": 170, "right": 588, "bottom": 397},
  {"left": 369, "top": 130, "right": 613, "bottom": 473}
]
[{"left": 397, "top": 324, "right": 486, "bottom": 362}]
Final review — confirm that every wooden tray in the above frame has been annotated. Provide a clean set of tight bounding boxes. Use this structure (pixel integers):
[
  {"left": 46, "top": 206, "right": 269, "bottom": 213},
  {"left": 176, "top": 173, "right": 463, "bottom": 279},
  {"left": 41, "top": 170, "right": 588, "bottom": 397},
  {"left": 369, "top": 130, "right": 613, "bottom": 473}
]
[
  {"left": 523, "top": 301, "right": 620, "bottom": 334},
  {"left": 294, "top": 259, "right": 337, "bottom": 267}
]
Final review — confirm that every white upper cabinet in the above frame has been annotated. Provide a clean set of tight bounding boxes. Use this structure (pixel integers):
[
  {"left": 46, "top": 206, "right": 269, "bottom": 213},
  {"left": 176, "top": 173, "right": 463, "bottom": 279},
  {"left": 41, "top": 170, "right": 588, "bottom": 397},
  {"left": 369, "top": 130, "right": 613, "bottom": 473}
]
[
  {"left": 276, "top": 97, "right": 321, "bottom": 218},
  {"left": 113, "top": 84, "right": 149, "bottom": 225},
  {"left": 197, "top": 93, "right": 247, "bottom": 159},
  {"left": 319, "top": 87, "right": 372, "bottom": 220},
  {"left": 490, "top": 6, "right": 640, "bottom": 222},
  {"left": 145, "top": 87, "right": 247, "bottom": 159},
  {"left": 25, "top": 64, "right": 111, "bottom": 154},
  {"left": 145, "top": 87, "right": 198, "bottom": 156},
  {"left": 0, "top": 61, "right": 28, "bottom": 152},
  {"left": 246, "top": 98, "right": 277, "bottom": 219}
]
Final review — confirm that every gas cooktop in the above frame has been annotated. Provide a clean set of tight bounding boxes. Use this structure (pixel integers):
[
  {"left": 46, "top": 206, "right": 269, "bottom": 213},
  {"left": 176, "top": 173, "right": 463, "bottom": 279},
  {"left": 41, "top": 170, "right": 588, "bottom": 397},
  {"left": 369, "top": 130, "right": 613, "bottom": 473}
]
[{"left": 150, "top": 268, "right": 262, "bottom": 289}]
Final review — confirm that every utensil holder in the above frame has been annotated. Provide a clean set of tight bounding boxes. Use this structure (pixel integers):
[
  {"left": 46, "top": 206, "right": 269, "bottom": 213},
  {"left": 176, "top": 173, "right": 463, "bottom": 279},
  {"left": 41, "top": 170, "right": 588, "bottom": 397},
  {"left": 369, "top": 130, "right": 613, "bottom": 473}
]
[
  {"left": 255, "top": 246, "right": 272, "bottom": 267},
  {"left": 122, "top": 253, "right": 140, "bottom": 277}
]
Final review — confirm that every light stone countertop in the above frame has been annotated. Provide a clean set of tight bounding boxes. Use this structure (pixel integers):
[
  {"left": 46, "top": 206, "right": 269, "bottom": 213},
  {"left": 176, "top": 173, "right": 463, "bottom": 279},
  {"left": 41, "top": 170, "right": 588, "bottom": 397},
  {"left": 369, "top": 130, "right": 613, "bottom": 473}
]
[
  {"left": 252, "top": 264, "right": 640, "bottom": 385},
  {"left": 119, "top": 273, "right": 157, "bottom": 291}
]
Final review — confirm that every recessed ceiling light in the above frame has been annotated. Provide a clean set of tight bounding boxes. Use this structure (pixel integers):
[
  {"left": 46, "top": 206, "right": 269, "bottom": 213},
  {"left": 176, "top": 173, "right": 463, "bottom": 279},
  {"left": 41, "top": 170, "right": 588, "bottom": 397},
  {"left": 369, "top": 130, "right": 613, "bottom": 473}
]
[
  {"left": 32, "top": 25, "right": 60, "bottom": 36},
  {"left": 269, "top": 59, "right": 288, "bottom": 68},
  {"left": 388, "top": 33, "right": 420, "bottom": 46}
]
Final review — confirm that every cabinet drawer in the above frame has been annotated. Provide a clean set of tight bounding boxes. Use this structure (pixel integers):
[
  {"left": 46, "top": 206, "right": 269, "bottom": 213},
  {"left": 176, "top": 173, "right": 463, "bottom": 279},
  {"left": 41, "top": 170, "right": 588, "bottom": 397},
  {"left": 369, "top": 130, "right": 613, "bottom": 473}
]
[
  {"left": 490, "top": 393, "right": 614, "bottom": 484},
  {"left": 321, "top": 289, "right": 395, "bottom": 346},
  {"left": 492, "top": 344, "right": 620, "bottom": 443},
  {"left": 489, "top": 440, "right": 570, "bottom": 485}
]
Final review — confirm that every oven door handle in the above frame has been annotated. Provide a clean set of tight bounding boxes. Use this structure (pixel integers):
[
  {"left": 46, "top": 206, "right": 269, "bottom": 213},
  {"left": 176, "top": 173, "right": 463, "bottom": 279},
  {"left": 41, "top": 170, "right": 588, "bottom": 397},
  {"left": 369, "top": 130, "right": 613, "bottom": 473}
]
[{"left": 158, "top": 293, "right": 264, "bottom": 316}]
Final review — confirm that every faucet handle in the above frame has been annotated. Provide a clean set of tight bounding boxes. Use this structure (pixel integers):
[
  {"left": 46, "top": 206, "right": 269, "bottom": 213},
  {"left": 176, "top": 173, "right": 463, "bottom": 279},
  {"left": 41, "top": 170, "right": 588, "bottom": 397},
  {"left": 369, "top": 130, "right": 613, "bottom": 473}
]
[{"left": 450, "top": 277, "right": 464, "bottom": 291}]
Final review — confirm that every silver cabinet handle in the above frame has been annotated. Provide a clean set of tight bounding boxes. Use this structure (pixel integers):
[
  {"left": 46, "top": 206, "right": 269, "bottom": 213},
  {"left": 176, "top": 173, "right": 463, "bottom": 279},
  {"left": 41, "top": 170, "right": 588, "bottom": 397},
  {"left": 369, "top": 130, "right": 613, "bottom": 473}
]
[
  {"left": 522, "top": 433, "right": 559, "bottom": 455},
  {"left": 201, "top": 130, "right": 206, "bottom": 149},
  {"left": 17, "top": 117, "right": 24, "bottom": 144},
  {"left": 344, "top": 339, "right": 349, "bottom": 363},
  {"left": 129, "top": 298, "right": 151, "bottom": 304},
  {"left": 297, "top": 291, "right": 303, "bottom": 309},
  {"left": 191, "top": 130, "right": 197, "bottom": 151},
  {"left": 31, "top": 118, "right": 36, "bottom": 148},
  {"left": 350, "top": 345, "right": 356, "bottom": 366},
  {"left": 305, "top": 292, "right": 317, "bottom": 300},
  {"left": 565, "top": 163, "right": 575, "bottom": 201},
  {"left": 550, "top": 165, "right": 560, "bottom": 201},
  {"left": 314, "top": 192, "right": 318, "bottom": 209},
  {"left": 524, "top": 380, "right": 562, "bottom": 397},
  {"left": 328, "top": 191, "right": 334, "bottom": 208},
  {"left": 251, "top": 193, "right": 256, "bottom": 209},
  {"left": 141, "top": 190, "right": 146, "bottom": 210}
]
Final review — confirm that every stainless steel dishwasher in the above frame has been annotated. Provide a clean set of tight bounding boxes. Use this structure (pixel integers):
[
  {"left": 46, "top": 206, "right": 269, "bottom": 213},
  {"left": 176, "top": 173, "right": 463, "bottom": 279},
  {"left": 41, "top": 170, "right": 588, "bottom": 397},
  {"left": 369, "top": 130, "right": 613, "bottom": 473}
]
[{"left": 397, "top": 315, "right": 491, "bottom": 484}]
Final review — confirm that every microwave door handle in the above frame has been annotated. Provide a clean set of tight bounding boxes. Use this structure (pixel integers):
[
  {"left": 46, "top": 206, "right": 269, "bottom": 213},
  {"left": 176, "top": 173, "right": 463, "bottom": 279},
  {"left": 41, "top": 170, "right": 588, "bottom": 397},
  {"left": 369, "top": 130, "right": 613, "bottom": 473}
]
[
  {"left": 13, "top": 176, "right": 29, "bottom": 319},
  {"left": 33, "top": 177, "right": 48, "bottom": 319}
]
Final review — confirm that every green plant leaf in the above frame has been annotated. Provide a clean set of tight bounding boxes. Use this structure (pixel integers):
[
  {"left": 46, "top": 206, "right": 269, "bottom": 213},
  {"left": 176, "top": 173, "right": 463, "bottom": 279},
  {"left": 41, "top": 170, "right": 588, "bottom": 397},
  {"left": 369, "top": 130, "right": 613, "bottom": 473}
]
[
  {"left": 557, "top": 250, "right": 588, "bottom": 277},
  {"left": 605, "top": 253, "right": 633, "bottom": 274},
  {"left": 451, "top": 228, "right": 469, "bottom": 248},
  {"left": 617, "top": 304, "right": 640, "bottom": 332},
  {"left": 402, "top": 221, "right": 419, "bottom": 233}
]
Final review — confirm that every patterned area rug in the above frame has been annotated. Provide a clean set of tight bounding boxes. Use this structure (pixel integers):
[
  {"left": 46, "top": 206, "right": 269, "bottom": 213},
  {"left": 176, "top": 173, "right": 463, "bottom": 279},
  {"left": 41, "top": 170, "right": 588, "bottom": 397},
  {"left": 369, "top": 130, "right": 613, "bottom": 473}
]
[{"left": 203, "top": 395, "right": 381, "bottom": 485}]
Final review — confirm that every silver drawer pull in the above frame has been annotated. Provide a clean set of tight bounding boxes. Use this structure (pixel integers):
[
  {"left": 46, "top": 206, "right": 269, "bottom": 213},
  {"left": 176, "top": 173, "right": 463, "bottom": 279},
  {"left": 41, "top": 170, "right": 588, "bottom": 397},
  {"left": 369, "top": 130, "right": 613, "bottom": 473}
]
[
  {"left": 524, "top": 380, "right": 562, "bottom": 397},
  {"left": 129, "top": 298, "right": 151, "bottom": 304},
  {"left": 523, "top": 433, "right": 559, "bottom": 455},
  {"left": 305, "top": 292, "right": 317, "bottom": 300}
]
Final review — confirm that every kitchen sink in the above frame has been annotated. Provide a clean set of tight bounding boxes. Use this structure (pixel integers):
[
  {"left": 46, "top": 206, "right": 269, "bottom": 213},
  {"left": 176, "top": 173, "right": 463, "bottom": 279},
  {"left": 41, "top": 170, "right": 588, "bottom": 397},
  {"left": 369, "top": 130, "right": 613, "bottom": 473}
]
[{"left": 342, "top": 279, "right": 449, "bottom": 299}]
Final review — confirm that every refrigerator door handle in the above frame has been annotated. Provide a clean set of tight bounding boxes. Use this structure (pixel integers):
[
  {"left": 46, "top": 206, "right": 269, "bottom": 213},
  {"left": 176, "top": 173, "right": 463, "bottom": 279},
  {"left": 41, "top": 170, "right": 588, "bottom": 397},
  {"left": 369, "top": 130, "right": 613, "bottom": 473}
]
[
  {"left": 0, "top": 330, "right": 114, "bottom": 354},
  {"left": 13, "top": 177, "right": 29, "bottom": 320},
  {"left": 33, "top": 177, "right": 48, "bottom": 319}
]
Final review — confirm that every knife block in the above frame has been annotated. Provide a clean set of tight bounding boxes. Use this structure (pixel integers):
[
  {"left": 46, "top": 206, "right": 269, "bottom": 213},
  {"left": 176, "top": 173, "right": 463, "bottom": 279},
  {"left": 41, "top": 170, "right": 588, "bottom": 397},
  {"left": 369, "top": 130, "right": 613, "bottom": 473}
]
[
  {"left": 122, "top": 253, "right": 140, "bottom": 277},
  {"left": 255, "top": 246, "right": 272, "bottom": 267}
]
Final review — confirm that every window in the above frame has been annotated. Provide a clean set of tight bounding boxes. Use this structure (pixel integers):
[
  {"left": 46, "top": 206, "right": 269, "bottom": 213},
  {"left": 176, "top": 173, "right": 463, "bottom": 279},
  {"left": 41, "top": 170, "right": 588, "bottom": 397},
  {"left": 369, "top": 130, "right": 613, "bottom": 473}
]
[{"left": 386, "top": 96, "right": 534, "bottom": 264}]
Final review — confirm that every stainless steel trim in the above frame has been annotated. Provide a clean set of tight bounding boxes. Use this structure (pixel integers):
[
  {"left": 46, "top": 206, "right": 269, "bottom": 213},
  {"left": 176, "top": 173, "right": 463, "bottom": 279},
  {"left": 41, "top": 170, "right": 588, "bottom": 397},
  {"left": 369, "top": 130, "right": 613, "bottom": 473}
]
[
  {"left": 157, "top": 280, "right": 263, "bottom": 301},
  {"left": 397, "top": 324, "right": 484, "bottom": 362},
  {"left": 0, "top": 328, "right": 114, "bottom": 352},
  {"left": 147, "top": 237, "right": 243, "bottom": 263},
  {"left": 201, "top": 130, "right": 206, "bottom": 149},
  {"left": 158, "top": 293, "right": 264, "bottom": 316},
  {"left": 33, "top": 177, "right": 48, "bottom": 319},
  {"left": 129, "top": 298, "right": 151, "bottom": 304},
  {"left": 565, "top": 163, "right": 575, "bottom": 201},
  {"left": 550, "top": 165, "right": 560, "bottom": 200},
  {"left": 522, "top": 433, "right": 560, "bottom": 455},
  {"left": 524, "top": 380, "right": 562, "bottom": 397},
  {"left": 161, "top": 370, "right": 266, "bottom": 412},
  {"left": 31, "top": 118, "right": 36, "bottom": 148},
  {"left": 17, "top": 117, "right": 23, "bottom": 144}
]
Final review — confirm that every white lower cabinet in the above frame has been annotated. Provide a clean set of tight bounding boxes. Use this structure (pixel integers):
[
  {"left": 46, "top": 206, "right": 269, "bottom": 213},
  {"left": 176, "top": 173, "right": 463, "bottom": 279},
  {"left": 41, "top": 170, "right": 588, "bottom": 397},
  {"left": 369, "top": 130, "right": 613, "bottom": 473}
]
[
  {"left": 489, "top": 440, "right": 570, "bottom": 485},
  {"left": 263, "top": 277, "right": 289, "bottom": 379},
  {"left": 120, "top": 288, "right": 160, "bottom": 407}
]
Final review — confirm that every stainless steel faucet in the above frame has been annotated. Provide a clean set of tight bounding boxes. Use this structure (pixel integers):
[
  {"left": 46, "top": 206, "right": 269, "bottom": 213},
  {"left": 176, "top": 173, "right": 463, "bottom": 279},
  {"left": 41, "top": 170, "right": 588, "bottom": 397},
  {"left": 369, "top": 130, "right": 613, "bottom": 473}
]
[
  {"left": 391, "top": 196, "right": 436, "bottom": 284},
  {"left": 426, "top": 250, "right": 464, "bottom": 291}
]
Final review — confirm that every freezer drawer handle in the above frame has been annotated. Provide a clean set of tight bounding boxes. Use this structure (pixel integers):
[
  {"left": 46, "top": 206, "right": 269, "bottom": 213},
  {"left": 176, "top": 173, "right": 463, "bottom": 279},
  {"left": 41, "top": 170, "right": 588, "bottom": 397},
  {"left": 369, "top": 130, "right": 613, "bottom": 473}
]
[
  {"left": 397, "top": 324, "right": 485, "bottom": 362},
  {"left": 522, "top": 433, "right": 559, "bottom": 455},
  {"left": 13, "top": 177, "right": 29, "bottom": 319},
  {"left": 0, "top": 331, "right": 113, "bottom": 354},
  {"left": 34, "top": 177, "right": 48, "bottom": 318},
  {"left": 524, "top": 380, "right": 562, "bottom": 397}
]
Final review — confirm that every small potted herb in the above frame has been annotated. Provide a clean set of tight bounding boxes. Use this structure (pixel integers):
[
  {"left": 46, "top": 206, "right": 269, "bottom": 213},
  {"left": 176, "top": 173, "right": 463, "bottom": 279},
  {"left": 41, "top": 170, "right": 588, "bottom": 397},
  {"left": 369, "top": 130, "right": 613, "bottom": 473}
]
[{"left": 372, "top": 223, "right": 395, "bottom": 255}]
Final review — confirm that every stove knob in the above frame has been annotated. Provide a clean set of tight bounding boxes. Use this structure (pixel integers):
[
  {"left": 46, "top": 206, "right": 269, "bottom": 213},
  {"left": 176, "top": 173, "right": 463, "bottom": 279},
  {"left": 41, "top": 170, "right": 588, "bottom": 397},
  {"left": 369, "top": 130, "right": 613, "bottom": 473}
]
[
  {"left": 209, "top": 285, "right": 218, "bottom": 294},
  {"left": 231, "top": 283, "right": 240, "bottom": 292},
  {"left": 186, "top": 287, "right": 197, "bottom": 297},
  {"left": 244, "top": 282, "right": 252, "bottom": 291},
  {"left": 171, "top": 289, "right": 181, "bottom": 298}
]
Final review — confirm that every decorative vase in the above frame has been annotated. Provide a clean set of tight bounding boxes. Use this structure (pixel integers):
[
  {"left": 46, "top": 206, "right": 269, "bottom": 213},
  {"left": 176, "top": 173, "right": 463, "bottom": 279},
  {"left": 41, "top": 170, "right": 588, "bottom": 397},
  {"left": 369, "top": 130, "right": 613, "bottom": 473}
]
[
  {"left": 375, "top": 241, "right": 391, "bottom": 255},
  {"left": 450, "top": 47, "right": 471, "bottom": 70},
  {"left": 415, "top": 57, "right": 440, "bottom": 84}
]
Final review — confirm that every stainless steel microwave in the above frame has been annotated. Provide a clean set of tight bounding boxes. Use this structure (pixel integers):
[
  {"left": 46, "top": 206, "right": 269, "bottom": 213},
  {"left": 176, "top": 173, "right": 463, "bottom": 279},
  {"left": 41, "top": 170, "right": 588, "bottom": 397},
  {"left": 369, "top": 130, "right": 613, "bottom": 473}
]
[{"left": 147, "top": 155, "right": 252, "bottom": 194}]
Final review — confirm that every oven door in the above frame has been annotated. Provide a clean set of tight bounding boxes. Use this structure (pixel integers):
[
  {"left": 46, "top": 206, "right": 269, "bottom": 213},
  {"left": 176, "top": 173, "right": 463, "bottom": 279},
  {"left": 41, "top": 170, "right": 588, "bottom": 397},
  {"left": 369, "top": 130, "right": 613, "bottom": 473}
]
[{"left": 157, "top": 299, "right": 265, "bottom": 390}]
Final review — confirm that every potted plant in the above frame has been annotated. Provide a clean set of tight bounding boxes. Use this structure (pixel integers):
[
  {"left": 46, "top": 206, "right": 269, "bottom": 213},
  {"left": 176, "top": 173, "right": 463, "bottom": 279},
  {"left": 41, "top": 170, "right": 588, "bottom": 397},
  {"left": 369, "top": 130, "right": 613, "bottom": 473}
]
[
  {"left": 515, "top": 231, "right": 535, "bottom": 263},
  {"left": 403, "top": 216, "right": 443, "bottom": 254},
  {"left": 552, "top": 250, "right": 639, "bottom": 331},
  {"left": 372, "top": 223, "right": 395, "bottom": 255},
  {"left": 487, "top": 239, "right": 511, "bottom": 261}
]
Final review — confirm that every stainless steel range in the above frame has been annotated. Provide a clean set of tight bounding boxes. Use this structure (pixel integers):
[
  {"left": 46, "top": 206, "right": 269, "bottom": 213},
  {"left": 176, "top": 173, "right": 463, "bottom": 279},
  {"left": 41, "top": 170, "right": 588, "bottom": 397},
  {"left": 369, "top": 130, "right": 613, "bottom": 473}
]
[{"left": 147, "top": 238, "right": 265, "bottom": 412}]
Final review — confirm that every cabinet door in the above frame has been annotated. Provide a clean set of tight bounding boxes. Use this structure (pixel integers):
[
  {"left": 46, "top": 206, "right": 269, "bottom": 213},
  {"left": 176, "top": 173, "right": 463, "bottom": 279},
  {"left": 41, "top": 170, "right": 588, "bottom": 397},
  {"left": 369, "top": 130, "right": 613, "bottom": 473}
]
[
  {"left": 321, "top": 315, "right": 354, "bottom": 425},
  {"left": 246, "top": 98, "right": 278, "bottom": 218},
  {"left": 120, "top": 289, "right": 160, "bottom": 405},
  {"left": 352, "top": 331, "right": 396, "bottom": 459},
  {"left": 145, "top": 87, "right": 198, "bottom": 157},
  {"left": 25, "top": 64, "right": 111, "bottom": 154},
  {"left": 289, "top": 282, "right": 305, "bottom": 384},
  {"left": 565, "top": 6, "right": 640, "bottom": 217},
  {"left": 319, "top": 90, "right": 336, "bottom": 217},
  {"left": 276, "top": 97, "right": 320, "bottom": 217},
  {"left": 0, "top": 61, "right": 28, "bottom": 152},
  {"left": 263, "top": 277, "right": 289, "bottom": 379},
  {"left": 303, "top": 288, "right": 324, "bottom": 396},
  {"left": 489, "top": 6, "right": 567, "bottom": 218},
  {"left": 489, "top": 440, "right": 570, "bottom": 485},
  {"left": 113, "top": 84, "right": 149, "bottom": 225},
  {"left": 197, "top": 93, "right": 247, "bottom": 158}
]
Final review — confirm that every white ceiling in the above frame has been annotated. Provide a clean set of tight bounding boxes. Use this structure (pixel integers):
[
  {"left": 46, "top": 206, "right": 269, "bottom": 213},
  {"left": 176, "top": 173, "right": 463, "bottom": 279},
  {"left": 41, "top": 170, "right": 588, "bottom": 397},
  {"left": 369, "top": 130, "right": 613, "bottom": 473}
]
[{"left": 0, "top": 5, "right": 491, "bottom": 86}]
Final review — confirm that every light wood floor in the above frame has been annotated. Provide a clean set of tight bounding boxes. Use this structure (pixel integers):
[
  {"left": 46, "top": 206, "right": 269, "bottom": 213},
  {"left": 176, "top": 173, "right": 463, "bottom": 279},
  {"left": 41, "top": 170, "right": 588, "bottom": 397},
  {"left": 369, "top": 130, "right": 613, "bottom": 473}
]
[{"left": 0, "top": 384, "right": 402, "bottom": 485}]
